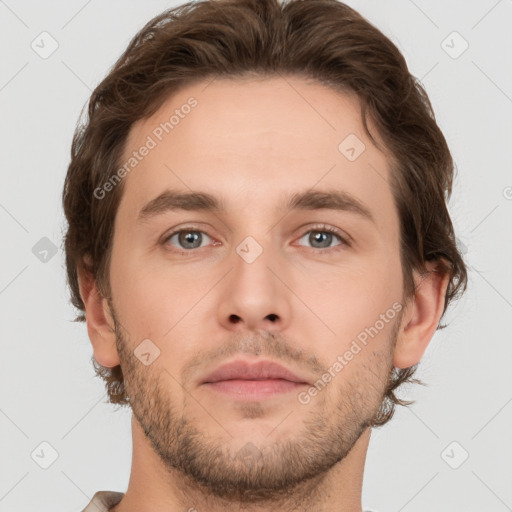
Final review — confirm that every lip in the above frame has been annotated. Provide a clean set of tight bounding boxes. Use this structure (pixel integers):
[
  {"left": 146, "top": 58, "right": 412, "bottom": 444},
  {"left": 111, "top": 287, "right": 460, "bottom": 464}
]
[
  {"left": 201, "top": 359, "right": 310, "bottom": 385},
  {"left": 203, "top": 379, "right": 305, "bottom": 400}
]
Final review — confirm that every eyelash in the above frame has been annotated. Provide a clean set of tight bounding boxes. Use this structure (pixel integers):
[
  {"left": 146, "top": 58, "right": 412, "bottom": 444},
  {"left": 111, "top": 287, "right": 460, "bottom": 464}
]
[{"left": 162, "top": 224, "right": 351, "bottom": 255}]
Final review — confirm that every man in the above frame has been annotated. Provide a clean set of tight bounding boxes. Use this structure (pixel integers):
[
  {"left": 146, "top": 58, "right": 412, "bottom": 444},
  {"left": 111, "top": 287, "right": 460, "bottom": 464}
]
[{"left": 62, "top": 0, "right": 467, "bottom": 510}]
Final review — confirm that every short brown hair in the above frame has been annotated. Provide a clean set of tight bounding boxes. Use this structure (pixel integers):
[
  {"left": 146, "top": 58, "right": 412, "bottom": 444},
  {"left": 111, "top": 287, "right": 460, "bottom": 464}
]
[{"left": 62, "top": 0, "right": 468, "bottom": 425}]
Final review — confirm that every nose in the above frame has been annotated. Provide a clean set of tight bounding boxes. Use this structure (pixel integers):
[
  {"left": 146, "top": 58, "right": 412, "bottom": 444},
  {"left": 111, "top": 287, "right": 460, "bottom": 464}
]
[{"left": 216, "top": 239, "right": 292, "bottom": 333}]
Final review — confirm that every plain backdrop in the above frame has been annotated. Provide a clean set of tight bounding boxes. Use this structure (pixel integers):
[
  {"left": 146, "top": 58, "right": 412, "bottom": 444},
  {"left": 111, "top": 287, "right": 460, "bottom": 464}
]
[{"left": 1, "top": 1, "right": 511, "bottom": 511}]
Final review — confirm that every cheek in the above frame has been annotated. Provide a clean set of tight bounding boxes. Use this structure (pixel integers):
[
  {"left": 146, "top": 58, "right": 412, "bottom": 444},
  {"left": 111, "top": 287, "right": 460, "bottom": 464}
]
[
  {"left": 110, "top": 255, "right": 174, "bottom": 341},
  {"left": 297, "top": 256, "right": 400, "bottom": 323},
  {"left": 112, "top": 260, "right": 223, "bottom": 351},
  {"left": 292, "top": 257, "right": 402, "bottom": 363}
]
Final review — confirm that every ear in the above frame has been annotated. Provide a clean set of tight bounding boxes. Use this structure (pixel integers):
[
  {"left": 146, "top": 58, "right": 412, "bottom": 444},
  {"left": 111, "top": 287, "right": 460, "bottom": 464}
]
[
  {"left": 393, "top": 260, "right": 450, "bottom": 369},
  {"left": 77, "top": 256, "right": 120, "bottom": 368}
]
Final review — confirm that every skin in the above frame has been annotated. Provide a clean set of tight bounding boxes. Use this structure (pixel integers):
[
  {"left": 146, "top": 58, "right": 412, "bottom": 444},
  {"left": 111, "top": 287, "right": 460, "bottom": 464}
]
[{"left": 78, "top": 75, "right": 449, "bottom": 512}]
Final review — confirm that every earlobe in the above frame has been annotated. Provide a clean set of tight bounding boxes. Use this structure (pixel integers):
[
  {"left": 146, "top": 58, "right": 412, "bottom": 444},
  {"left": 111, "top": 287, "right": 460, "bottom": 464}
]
[
  {"left": 77, "top": 257, "right": 120, "bottom": 368},
  {"left": 393, "top": 260, "right": 450, "bottom": 369}
]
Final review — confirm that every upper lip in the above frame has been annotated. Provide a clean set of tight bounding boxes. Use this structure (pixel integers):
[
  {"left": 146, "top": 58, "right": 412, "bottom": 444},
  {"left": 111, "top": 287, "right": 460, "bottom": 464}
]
[{"left": 201, "top": 359, "right": 310, "bottom": 385}]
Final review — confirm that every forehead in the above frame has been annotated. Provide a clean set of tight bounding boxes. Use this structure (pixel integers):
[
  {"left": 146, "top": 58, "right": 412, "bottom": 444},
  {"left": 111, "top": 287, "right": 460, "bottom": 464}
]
[{"left": 116, "top": 75, "right": 395, "bottom": 226}]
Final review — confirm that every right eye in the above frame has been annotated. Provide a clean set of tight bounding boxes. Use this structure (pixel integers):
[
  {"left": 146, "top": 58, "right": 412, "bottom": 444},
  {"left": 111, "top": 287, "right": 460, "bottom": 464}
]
[{"left": 163, "top": 228, "right": 214, "bottom": 251}]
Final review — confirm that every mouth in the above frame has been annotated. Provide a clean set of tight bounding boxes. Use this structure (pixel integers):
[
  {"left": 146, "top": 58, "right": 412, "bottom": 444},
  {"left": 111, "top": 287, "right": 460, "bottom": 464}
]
[
  {"left": 203, "top": 378, "right": 306, "bottom": 399},
  {"left": 201, "top": 359, "right": 310, "bottom": 400}
]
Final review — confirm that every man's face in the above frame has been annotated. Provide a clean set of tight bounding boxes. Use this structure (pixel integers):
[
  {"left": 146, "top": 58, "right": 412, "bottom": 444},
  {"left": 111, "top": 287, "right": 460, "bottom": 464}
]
[{"left": 106, "top": 76, "right": 406, "bottom": 500}]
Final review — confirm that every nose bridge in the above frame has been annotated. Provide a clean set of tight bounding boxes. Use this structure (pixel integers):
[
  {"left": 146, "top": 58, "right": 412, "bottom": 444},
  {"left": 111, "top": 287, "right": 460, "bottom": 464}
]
[
  {"left": 229, "top": 201, "right": 277, "bottom": 273},
  {"left": 231, "top": 231, "right": 278, "bottom": 294}
]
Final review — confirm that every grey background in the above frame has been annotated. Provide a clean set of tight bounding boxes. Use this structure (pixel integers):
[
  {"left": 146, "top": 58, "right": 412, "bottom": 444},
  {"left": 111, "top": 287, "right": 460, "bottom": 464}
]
[{"left": 1, "top": 1, "right": 511, "bottom": 511}]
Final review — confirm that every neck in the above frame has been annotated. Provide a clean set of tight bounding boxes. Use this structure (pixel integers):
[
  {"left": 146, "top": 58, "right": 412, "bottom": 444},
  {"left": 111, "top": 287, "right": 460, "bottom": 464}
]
[{"left": 112, "top": 414, "right": 370, "bottom": 512}]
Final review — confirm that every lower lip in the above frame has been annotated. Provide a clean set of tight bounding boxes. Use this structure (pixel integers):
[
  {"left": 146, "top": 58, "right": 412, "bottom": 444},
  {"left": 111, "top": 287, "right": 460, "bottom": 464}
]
[{"left": 203, "top": 379, "right": 306, "bottom": 399}]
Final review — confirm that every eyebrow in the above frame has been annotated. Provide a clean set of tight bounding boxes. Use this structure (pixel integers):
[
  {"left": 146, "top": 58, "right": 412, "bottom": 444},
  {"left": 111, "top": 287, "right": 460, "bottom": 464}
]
[{"left": 137, "top": 188, "right": 375, "bottom": 224}]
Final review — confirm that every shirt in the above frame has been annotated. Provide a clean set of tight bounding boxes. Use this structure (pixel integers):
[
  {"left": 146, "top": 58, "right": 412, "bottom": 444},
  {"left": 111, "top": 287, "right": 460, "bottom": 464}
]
[
  {"left": 82, "top": 491, "right": 124, "bottom": 512},
  {"left": 82, "top": 490, "right": 378, "bottom": 511}
]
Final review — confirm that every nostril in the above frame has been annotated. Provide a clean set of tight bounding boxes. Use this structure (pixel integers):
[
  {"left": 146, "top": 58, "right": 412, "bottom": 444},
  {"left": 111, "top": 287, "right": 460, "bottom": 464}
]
[
  {"left": 266, "top": 313, "right": 278, "bottom": 322},
  {"left": 229, "top": 314, "right": 242, "bottom": 323}
]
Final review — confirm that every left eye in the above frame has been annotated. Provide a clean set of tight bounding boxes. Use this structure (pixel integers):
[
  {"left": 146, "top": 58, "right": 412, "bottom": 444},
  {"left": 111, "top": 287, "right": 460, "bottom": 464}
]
[{"left": 296, "top": 229, "right": 345, "bottom": 250}]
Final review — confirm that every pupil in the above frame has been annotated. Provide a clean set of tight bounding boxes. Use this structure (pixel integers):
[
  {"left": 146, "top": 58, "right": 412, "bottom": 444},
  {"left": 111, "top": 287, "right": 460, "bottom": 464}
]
[
  {"left": 181, "top": 231, "right": 200, "bottom": 248},
  {"left": 312, "top": 231, "right": 331, "bottom": 248}
]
